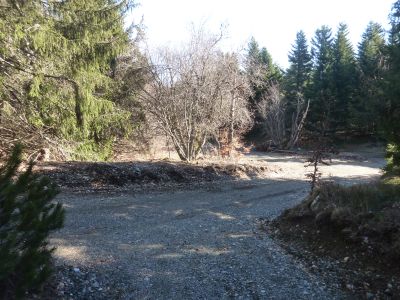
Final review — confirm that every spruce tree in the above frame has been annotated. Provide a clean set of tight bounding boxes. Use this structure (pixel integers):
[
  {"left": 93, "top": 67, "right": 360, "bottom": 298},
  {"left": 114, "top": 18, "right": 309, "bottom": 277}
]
[
  {"left": 384, "top": 0, "right": 400, "bottom": 172},
  {"left": 0, "top": 145, "right": 64, "bottom": 298},
  {"left": 354, "top": 22, "right": 386, "bottom": 134},
  {"left": 309, "top": 26, "right": 335, "bottom": 135},
  {"left": 332, "top": 23, "right": 357, "bottom": 133},
  {"left": 284, "top": 30, "right": 312, "bottom": 118},
  {"left": 245, "top": 37, "right": 282, "bottom": 140},
  {"left": 0, "top": 0, "right": 137, "bottom": 160}
]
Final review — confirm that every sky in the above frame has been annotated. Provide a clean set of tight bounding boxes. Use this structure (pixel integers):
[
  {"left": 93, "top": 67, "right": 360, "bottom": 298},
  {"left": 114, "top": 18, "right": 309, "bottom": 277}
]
[{"left": 127, "top": 0, "right": 395, "bottom": 69}]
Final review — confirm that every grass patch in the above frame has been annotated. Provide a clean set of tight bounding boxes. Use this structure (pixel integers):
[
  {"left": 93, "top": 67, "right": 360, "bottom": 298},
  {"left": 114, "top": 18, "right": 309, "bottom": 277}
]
[
  {"left": 382, "top": 175, "right": 400, "bottom": 186},
  {"left": 279, "top": 179, "right": 400, "bottom": 260},
  {"left": 316, "top": 181, "right": 400, "bottom": 213}
]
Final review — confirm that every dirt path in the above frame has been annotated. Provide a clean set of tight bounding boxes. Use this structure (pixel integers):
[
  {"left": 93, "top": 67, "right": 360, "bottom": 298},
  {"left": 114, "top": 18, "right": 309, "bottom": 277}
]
[{"left": 50, "top": 150, "right": 385, "bottom": 299}]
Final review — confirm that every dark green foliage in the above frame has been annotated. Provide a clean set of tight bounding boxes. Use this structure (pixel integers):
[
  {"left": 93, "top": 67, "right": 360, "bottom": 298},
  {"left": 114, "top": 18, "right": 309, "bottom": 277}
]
[
  {"left": 245, "top": 37, "right": 282, "bottom": 106},
  {"left": 245, "top": 37, "right": 283, "bottom": 140},
  {"left": 284, "top": 30, "right": 312, "bottom": 122},
  {"left": 285, "top": 31, "right": 312, "bottom": 98},
  {"left": 0, "top": 145, "right": 64, "bottom": 299},
  {"left": 332, "top": 23, "right": 357, "bottom": 132},
  {"left": 384, "top": 0, "right": 400, "bottom": 171},
  {"left": 353, "top": 22, "right": 386, "bottom": 134},
  {"left": 0, "top": 0, "right": 138, "bottom": 159},
  {"left": 309, "top": 26, "right": 335, "bottom": 134}
]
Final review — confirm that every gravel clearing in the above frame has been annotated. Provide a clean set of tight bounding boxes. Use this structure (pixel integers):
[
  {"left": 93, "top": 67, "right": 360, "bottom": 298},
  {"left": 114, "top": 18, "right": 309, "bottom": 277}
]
[{"left": 47, "top": 148, "right": 385, "bottom": 299}]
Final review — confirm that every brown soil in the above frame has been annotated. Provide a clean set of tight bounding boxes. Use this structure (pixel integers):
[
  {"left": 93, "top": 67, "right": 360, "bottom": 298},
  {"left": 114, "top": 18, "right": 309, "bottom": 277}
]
[
  {"left": 268, "top": 212, "right": 400, "bottom": 299},
  {"left": 33, "top": 160, "right": 277, "bottom": 193}
]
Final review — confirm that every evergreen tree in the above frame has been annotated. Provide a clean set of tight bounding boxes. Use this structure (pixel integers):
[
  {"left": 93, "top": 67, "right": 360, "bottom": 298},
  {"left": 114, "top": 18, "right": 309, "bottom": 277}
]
[
  {"left": 284, "top": 30, "right": 312, "bottom": 117},
  {"left": 384, "top": 0, "right": 400, "bottom": 172},
  {"left": 354, "top": 22, "right": 386, "bottom": 134},
  {"left": 245, "top": 37, "right": 282, "bottom": 140},
  {"left": 309, "top": 25, "right": 335, "bottom": 134},
  {"left": 0, "top": 0, "right": 137, "bottom": 160},
  {"left": 332, "top": 23, "right": 357, "bottom": 133},
  {"left": 0, "top": 145, "right": 64, "bottom": 298}
]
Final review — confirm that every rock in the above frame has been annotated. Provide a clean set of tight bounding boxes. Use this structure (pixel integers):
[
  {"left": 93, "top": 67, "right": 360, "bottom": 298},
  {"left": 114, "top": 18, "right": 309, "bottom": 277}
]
[
  {"left": 73, "top": 267, "right": 80, "bottom": 273},
  {"left": 315, "top": 209, "right": 333, "bottom": 227},
  {"left": 366, "top": 292, "right": 374, "bottom": 299},
  {"left": 132, "top": 166, "right": 141, "bottom": 176},
  {"left": 384, "top": 288, "right": 392, "bottom": 295},
  {"left": 343, "top": 257, "right": 350, "bottom": 263},
  {"left": 310, "top": 195, "right": 321, "bottom": 212},
  {"left": 345, "top": 283, "right": 354, "bottom": 291},
  {"left": 57, "top": 282, "right": 65, "bottom": 290}
]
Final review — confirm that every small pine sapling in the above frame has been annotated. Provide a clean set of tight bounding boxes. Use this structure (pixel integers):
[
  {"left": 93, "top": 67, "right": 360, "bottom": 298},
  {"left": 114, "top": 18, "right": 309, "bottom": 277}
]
[
  {"left": 0, "top": 145, "right": 65, "bottom": 299},
  {"left": 305, "top": 144, "right": 336, "bottom": 192}
]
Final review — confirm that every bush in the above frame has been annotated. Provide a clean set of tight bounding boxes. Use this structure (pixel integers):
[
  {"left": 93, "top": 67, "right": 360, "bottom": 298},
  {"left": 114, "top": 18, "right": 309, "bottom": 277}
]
[
  {"left": 0, "top": 145, "right": 65, "bottom": 299},
  {"left": 385, "top": 143, "right": 400, "bottom": 175}
]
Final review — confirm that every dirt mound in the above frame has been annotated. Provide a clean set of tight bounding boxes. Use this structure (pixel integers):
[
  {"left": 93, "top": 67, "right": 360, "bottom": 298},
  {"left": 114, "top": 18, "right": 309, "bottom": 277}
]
[
  {"left": 268, "top": 182, "right": 400, "bottom": 299},
  {"left": 34, "top": 161, "right": 272, "bottom": 191}
]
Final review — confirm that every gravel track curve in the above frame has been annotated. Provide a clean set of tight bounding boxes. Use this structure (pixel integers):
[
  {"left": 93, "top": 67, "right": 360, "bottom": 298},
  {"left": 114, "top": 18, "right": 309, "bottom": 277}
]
[{"left": 50, "top": 150, "right": 384, "bottom": 299}]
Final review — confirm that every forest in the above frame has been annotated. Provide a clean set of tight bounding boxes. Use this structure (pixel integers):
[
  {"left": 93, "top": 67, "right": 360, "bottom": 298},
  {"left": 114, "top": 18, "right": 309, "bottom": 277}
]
[
  {"left": 0, "top": 0, "right": 399, "bottom": 169},
  {"left": 1, "top": 0, "right": 400, "bottom": 299}
]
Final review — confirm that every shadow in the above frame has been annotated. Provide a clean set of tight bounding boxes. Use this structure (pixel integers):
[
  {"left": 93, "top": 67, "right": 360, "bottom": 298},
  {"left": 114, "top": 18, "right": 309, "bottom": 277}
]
[
  {"left": 47, "top": 150, "right": 386, "bottom": 298},
  {"left": 50, "top": 174, "right": 366, "bottom": 298}
]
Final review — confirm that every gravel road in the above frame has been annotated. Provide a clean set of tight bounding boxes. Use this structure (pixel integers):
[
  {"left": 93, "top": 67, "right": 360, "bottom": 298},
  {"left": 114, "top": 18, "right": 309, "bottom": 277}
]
[{"left": 50, "top": 150, "right": 385, "bottom": 299}]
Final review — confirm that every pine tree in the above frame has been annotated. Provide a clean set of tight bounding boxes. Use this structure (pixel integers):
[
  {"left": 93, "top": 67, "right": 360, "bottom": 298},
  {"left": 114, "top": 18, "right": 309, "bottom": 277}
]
[
  {"left": 245, "top": 37, "right": 282, "bottom": 140},
  {"left": 332, "top": 23, "right": 357, "bottom": 133},
  {"left": 384, "top": 1, "right": 400, "bottom": 172},
  {"left": 0, "top": 0, "right": 137, "bottom": 160},
  {"left": 284, "top": 30, "right": 312, "bottom": 117},
  {"left": 354, "top": 22, "right": 386, "bottom": 134},
  {"left": 309, "top": 26, "right": 335, "bottom": 134},
  {"left": 0, "top": 145, "right": 64, "bottom": 298}
]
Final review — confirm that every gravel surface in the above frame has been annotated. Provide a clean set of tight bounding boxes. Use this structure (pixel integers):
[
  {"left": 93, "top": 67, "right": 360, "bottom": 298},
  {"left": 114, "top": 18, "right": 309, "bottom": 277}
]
[{"left": 48, "top": 149, "right": 385, "bottom": 299}]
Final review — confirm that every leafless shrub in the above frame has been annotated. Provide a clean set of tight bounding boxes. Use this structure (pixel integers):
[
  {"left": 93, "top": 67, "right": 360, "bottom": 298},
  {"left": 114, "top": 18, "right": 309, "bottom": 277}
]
[
  {"left": 139, "top": 27, "right": 252, "bottom": 161},
  {"left": 257, "top": 84, "right": 309, "bottom": 149},
  {"left": 257, "top": 84, "right": 286, "bottom": 148},
  {"left": 0, "top": 103, "right": 68, "bottom": 161},
  {"left": 287, "top": 93, "right": 310, "bottom": 149}
]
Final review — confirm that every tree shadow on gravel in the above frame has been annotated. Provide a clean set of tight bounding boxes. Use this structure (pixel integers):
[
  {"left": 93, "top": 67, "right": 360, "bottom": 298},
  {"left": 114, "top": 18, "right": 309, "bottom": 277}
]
[
  {"left": 46, "top": 173, "right": 385, "bottom": 299},
  {"left": 44, "top": 150, "right": 386, "bottom": 299}
]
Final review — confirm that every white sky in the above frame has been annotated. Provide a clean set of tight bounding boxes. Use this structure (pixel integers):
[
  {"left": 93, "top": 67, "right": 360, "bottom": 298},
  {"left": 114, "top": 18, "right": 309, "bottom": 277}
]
[{"left": 127, "top": 0, "right": 394, "bottom": 69}]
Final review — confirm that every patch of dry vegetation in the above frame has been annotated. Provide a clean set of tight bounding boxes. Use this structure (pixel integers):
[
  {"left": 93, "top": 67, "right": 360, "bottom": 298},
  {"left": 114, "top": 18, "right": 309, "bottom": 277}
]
[{"left": 270, "top": 178, "right": 400, "bottom": 298}]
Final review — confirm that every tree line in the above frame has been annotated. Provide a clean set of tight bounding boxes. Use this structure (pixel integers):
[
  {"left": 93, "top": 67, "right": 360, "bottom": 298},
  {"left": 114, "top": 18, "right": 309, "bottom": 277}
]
[
  {"left": 0, "top": 0, "right": 399, "bottom": 171},
  {"left": 246, "top": 22, "right": 385, "bottom": 146}
]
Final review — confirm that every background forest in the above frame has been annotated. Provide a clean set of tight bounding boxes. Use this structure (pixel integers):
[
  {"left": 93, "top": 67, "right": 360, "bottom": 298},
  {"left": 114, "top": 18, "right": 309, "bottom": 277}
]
[{"left": 0, "top": 0, "right": 399, "bottom": 173}]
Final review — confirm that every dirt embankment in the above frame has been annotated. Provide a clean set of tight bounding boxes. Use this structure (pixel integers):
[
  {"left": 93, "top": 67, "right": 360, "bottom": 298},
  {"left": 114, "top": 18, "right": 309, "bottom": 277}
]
[
  {"left": 268, "top": 181, "right": 400, "bottom": 299},
  {"left": 33, "top": 160, "right": 278, "bottom": 192}
]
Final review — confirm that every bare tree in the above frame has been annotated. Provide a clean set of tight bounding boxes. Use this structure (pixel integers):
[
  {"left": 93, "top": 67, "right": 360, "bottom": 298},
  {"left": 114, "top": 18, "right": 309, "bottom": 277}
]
[
  {"left": 223, "top": 53, "right": 253, "bottom": 149},
  {"left": 287, "top": 93, "right": 310, "bottom": 149},
  {"left": 139, "top": 28, "right": 251, "bottom": 161},
  {"left": 258, "top": 84, "right": 309, "bottom": 149},
  {"left": 258, "top": 84, "right": 286, "bottom": 148}
]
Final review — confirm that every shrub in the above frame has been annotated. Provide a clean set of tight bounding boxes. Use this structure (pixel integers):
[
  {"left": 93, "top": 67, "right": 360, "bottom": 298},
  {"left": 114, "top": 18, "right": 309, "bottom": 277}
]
[
  {"left": 0, "top": 145, "right": 65, "bottom": 299},
  {"left": 385, "top": 143, "right": 400, "bottom": 175}
]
